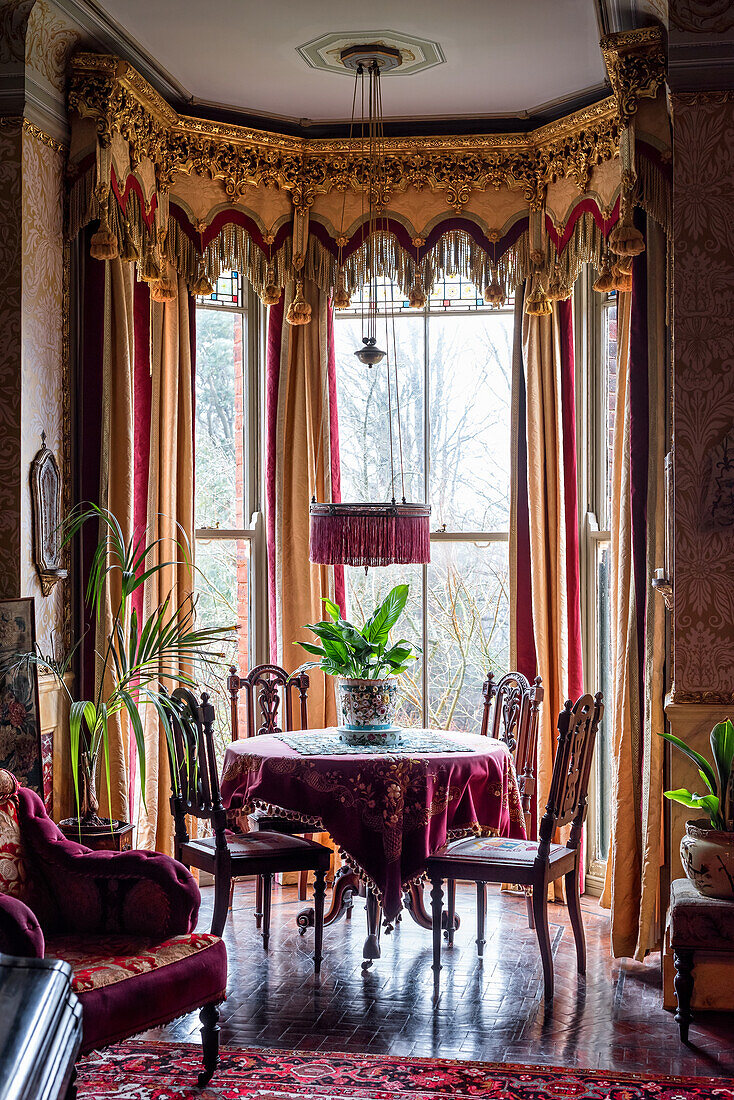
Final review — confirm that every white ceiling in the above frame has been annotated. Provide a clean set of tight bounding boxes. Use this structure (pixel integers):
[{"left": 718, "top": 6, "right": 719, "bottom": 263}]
[{"left": 95, "top": 0, "right": 608, "bottom": 124}]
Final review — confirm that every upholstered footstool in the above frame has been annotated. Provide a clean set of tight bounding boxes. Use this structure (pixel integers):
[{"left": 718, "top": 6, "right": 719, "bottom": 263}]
[{"left": 669, "top": 877, "right": 734, "bottom": 1042}]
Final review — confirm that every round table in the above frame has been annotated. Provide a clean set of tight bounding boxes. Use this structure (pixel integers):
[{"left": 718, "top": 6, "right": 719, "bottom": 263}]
[{"left": 221, "top": 727, "right": 526, "bottom": 965}]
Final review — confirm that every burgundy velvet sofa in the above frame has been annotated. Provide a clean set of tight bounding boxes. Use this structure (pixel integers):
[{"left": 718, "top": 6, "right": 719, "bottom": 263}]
[{"left": 0, "top": 769, "right": 227, "bottom": 1087}]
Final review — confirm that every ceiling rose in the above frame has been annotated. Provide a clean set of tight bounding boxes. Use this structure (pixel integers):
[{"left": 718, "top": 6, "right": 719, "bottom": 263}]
[{"left": 297, "top": 30, "right": 445, "bottom": 77}]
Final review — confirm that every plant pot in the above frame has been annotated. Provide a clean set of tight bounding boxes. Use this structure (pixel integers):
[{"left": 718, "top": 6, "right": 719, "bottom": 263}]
[
  {"left": 336, "top": 677, "right": 399, "bottom": 745},
  {"left": 680, "top": 819, "right": 734, "bottom": 899}
]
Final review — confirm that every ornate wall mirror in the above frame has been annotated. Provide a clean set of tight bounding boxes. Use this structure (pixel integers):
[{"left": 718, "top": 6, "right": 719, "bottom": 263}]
[{"left": 30, "top": 433, "right": 67, "bottom": 596}]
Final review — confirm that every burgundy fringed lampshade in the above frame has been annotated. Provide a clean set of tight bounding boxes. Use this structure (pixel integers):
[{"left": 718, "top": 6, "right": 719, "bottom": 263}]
[{"left": 309, "top": 502, "right": 431, "bottom": 567}]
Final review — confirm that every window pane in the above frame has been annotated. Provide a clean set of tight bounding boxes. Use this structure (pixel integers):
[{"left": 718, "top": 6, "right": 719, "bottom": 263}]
[
  {"left": 195, "top": 308, "right": 245, "bottom": 529},
  {"left": 428, "top": 313, "right": 513, "bottom": 531},
  {"left": 602, "top": 297, "right": 618, "bottom": 530},
  {"left": 335, "top": 315, "right": 425, "bottom": 504},
  {"left": 195, "top": 536, "right": 250, "bottom": 763},
  {"left": 343, "top": 564, "right": 423, "bottom": 727},
  {"left": 596, "top": 539, "right": 612, "bottom": 860},
  {"left": 426, "top": 540, "right": 510, "bottom": 732}
]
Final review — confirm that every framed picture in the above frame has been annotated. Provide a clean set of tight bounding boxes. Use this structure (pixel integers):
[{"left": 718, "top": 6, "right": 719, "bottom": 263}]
[{"left": 0, "top": 598, "right": 44, "bottom": 800}]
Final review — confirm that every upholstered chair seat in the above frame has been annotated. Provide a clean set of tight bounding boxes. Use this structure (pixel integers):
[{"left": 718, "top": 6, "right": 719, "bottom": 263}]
[{"left": 0, "top": 769, "right": 227, "bottom": 1087}]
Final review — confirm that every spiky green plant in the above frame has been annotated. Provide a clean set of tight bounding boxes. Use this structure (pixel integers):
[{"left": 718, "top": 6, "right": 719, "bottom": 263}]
[
  {"left": 13, "top": 504, "right": 233, "bottom": 825},
  {"left": 660, "top": 719, "right": 734, "bottom": 832}
]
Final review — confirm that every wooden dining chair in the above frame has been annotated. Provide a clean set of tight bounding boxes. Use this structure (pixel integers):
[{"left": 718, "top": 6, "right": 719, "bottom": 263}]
[
  {"left": 427, "top": 691, "right": 603, "bottom": 1003},
  {"left": 166, "top": 687, "right": 331, "bottom": 973},
  {"left": 228, "top": 663, "right": 315, "bottom": 910}
]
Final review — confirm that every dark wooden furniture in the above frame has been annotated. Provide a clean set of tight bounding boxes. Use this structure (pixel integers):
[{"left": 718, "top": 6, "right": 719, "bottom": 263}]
[
  {"left": 228, "top": 663, "right": 315, "bottom": 908},
  {"left": 0, "top": 954, "right": 82, "bottom": 1100},
  {"left": 428, "top": 691, "right": 603, "bottom": 1003},
  {"left": 168, "top": 688, "right": 330, "bottom": 973},
  {"left": 481, "top": 671, "right": 543, "bottom": 837},
  {"left": 668, "top": 876, "right": 734, "bottom": 1043},
  {"left": 58, "top": 820, "right": 134, "bottom": 851}
]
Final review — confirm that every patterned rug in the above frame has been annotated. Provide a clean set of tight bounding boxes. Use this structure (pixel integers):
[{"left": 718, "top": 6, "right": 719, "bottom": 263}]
[{"left": 76, "top": 1041, "right": 734, "bottom": 1099}]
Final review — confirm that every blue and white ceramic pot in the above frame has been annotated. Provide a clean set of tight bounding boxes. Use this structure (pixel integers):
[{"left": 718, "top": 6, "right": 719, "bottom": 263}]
[{"left": 337, "top": 677, "right": 398, "bottom": 745}]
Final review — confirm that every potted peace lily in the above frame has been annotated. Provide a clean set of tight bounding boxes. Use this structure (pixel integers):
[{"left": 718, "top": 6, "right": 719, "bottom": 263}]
[
  {"left": 294, "top": 584, "right": 417, "bottom": 745},
  {"left": 661, "top": 720, "right": 734, "bottom": 899}
]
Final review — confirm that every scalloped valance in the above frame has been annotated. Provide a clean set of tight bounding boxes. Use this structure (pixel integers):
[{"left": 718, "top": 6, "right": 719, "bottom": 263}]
[{"left": 65, "top": 26, "right": 669, "bottom": 312}]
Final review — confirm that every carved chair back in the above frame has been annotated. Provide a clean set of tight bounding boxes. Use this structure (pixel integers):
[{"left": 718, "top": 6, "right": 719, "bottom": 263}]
[
  {"left": 481, "top": 671, "right": 544, "bottom": 833},
  {"left": 227, "top": 663, "right": 309, "bottom": 740},
  {"left": 166, "top": 687, "right": 227, "bottom": 856},
  {"left": 537, "top": 691, "right": 604, "bottom": 861}
]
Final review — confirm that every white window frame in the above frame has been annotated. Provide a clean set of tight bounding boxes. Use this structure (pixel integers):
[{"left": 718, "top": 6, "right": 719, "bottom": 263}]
[
  {"left": 194, "top": 280, "right": 269, "bottom": 669},
  {"left": 334, "top": 295, "right": 514, "bottom": 728}
]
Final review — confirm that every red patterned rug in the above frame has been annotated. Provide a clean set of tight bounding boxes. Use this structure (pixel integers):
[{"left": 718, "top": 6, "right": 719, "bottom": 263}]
[{"left": 76, "top": 1041, "right": 734, "bottom": 1099}]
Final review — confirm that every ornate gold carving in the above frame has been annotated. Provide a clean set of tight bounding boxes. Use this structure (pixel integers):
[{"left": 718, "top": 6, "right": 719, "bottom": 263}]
[
  {"left": 69, "top": 52, "right": 623, "bottom": 213},
  {"left": 22, "top": 120, "right": 67, "bottom": 155},
  {"left": 670, "top": 689, "right": 734, "bottom": 707},
  {"left": 601, "top": 27, "right": 666, "bottom": 126}
]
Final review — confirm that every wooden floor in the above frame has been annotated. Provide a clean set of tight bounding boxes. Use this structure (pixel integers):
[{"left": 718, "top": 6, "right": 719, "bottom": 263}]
[{"left": 151, "top": 879, "right": 734, "bottom": 1077}]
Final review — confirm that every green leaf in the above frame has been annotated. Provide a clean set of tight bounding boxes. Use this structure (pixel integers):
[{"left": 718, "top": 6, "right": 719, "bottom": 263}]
[
  {"left": 321, "top": 597, "right": 342, "bottom": 622},
  {"left": 295, "top": 641, "right": 326, "bottom": 658},
  {"left": 663, "top": 789, "right": 723, "bottom": 829},
  {"left": 363, "top": 585, "right": 409, "bottom": 645},
  {"left": 658, "top": 730, "right": 719, "bottom": 797},
  {"left": 711, "top": 719, "right": 734, "bottom": 807}
]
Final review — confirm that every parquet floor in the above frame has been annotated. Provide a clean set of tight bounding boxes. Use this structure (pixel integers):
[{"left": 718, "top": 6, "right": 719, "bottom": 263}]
[{"left": 151, "top": 879, "right": 734, "bottom": 1077}]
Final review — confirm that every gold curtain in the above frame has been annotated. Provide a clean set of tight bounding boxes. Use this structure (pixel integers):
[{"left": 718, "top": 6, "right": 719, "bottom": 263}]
[
  {"left": 601, "top": 221, "right": 667, "bottom": 959},
  {"left": 523, "top": 295, "right": 569, "bottom": 900},
  {"left": 268, "top": 279, "right": 338, "bottom": 729},
  {"left": 96, "top": 257, "right": 135, "bottom": 822},
  {"left": 136, "top": 269, "right": 194, "bottom": 853}
]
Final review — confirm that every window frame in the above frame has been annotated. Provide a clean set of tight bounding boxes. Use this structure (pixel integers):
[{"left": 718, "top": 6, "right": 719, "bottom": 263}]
[
  {"left": 575, "top": 266, "right": 615, "bottom": 894},
  {"left": 194, "top": 279, "right": 269, "bottom": 670},
  {"left": 334, "top": 293, "right": 515, "bottom": 728}
]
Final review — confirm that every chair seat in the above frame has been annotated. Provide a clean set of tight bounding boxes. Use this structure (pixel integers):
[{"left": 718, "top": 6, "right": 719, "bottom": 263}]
[
  {"left": 182, "top": 830, "right": 330, "bottom": 872},
  {"left": 669, "top": 877, "right": 734, "bottom": 949},
  {"left": 44, "top": 931, "right": 227, "bottom": 1054},
  {"left": 432, "top": 835, "right": 570, "bottom": 865},
  {"left": 45, "top": 931, "right": 220, "bottom": 994}
]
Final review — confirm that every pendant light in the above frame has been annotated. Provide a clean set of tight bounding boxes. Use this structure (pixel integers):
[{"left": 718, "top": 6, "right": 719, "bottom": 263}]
[{"left": 309, "top": 44, "right": 431, "bottom": 570}]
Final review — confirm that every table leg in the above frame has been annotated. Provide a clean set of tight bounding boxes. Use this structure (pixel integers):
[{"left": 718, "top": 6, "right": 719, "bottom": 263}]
[
  {"left": 362, "top": 888, "right": 382, "bottom": 970},
  {"left": 403, "top": 883, "right": 460, "bottom": 933},
  {"left": 297, "top": 866, "right": 364, "bottom": 934}
]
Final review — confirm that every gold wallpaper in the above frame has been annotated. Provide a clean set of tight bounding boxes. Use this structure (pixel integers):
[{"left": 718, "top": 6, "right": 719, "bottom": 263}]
[
  {"left": 0, "top": 120, "right": 23, "bottom": 599},
  {"left": 20, "top": 124, "right": 67, "bottom": 655}
]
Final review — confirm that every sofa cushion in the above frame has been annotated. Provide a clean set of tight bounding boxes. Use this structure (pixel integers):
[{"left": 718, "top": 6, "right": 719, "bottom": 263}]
[
  {"left": 44, "top": 931, "right": 219, "bottom": 993},
  {"left": 0, "top": 770, "right": 30, "bottom": 901}
]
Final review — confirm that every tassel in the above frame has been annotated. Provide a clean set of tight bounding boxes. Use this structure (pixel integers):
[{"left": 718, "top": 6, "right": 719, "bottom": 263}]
[
  {"left": 89, "top": 187, "right": 118, "bottom": 261},
  {"left": 192, "top": 269, "right": 214, "bottom": 297},
  {"left": 593, "top": 256, "right": 615, "bottom": 294},
  {"left": 609, "top": 212, "right": 645, "bottom": 256},
  {"left": 611, "top": 260, "right": 632, "bottom": 293},
  {"left": 286, "top": 281, "right": 311, "bottom": 325},
  {"left": 150, "top": 277, "right": 177, "bottom": 303},
  {"left": 333, "top": 270, "right": 351, "bottom": 310},
  {"left": 260, "top": 283, "right": 282, "bottom": 306},
  {"left": 408, "top": 277, "right": 427, "bottom": 309},
  {"left": 139, "top": 239, "right": 161, "bottom": 283},
  {"left": 483, "top": 278, "right": 506, "bottom": 308},
  {"left": 546, "top": 266, "right": 572, "bottom": 302},
  {"left": 120, "top": 234, "right": 139, "bottom": 263},
  {"left": 524, "top": 277, "right": 552, "bottom": 317}
]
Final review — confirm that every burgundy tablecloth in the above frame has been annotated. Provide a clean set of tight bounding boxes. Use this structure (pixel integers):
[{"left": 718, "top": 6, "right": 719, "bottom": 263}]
[{"left": 220, "top": 729, "right": 526, "bottom": 919}]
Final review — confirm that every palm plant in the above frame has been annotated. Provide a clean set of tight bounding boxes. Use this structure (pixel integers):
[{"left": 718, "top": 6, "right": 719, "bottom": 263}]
[{"left": 17, "top": 505, "right": 233, "bottom": 826}]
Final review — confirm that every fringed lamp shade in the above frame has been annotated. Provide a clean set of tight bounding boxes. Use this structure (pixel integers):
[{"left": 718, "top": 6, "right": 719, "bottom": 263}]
[{"left": 309, "top": 502, "right": 431, "bottom": 568}]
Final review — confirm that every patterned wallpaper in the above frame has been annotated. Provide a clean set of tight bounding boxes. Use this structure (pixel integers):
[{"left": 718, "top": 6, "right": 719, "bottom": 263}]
[
  {"left": 20, "top": 125, "right": 67, "bottom": 654},
  {"left": 673, "top": 92, "right": 734, "bottom": 698},
  {"left": 0, "top": 121, "right": 23, "bottom": 600}
]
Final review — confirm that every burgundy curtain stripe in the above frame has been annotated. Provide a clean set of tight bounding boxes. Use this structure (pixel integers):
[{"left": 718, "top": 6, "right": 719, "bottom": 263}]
[
  {"left": 629, "top": 215, "right": 649, "bottom": 773},
  {"left": 78, "top": 243, "right": 106, "bottom": 703},
  {"left": 514, "top": 299, "right": 537, "bottom": 684},
  {"left": 558, "top": 298, "right": 584, "bottom": 701},
  {"left": 265, "top": 296, "right": 285, "bottom": 661}
]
